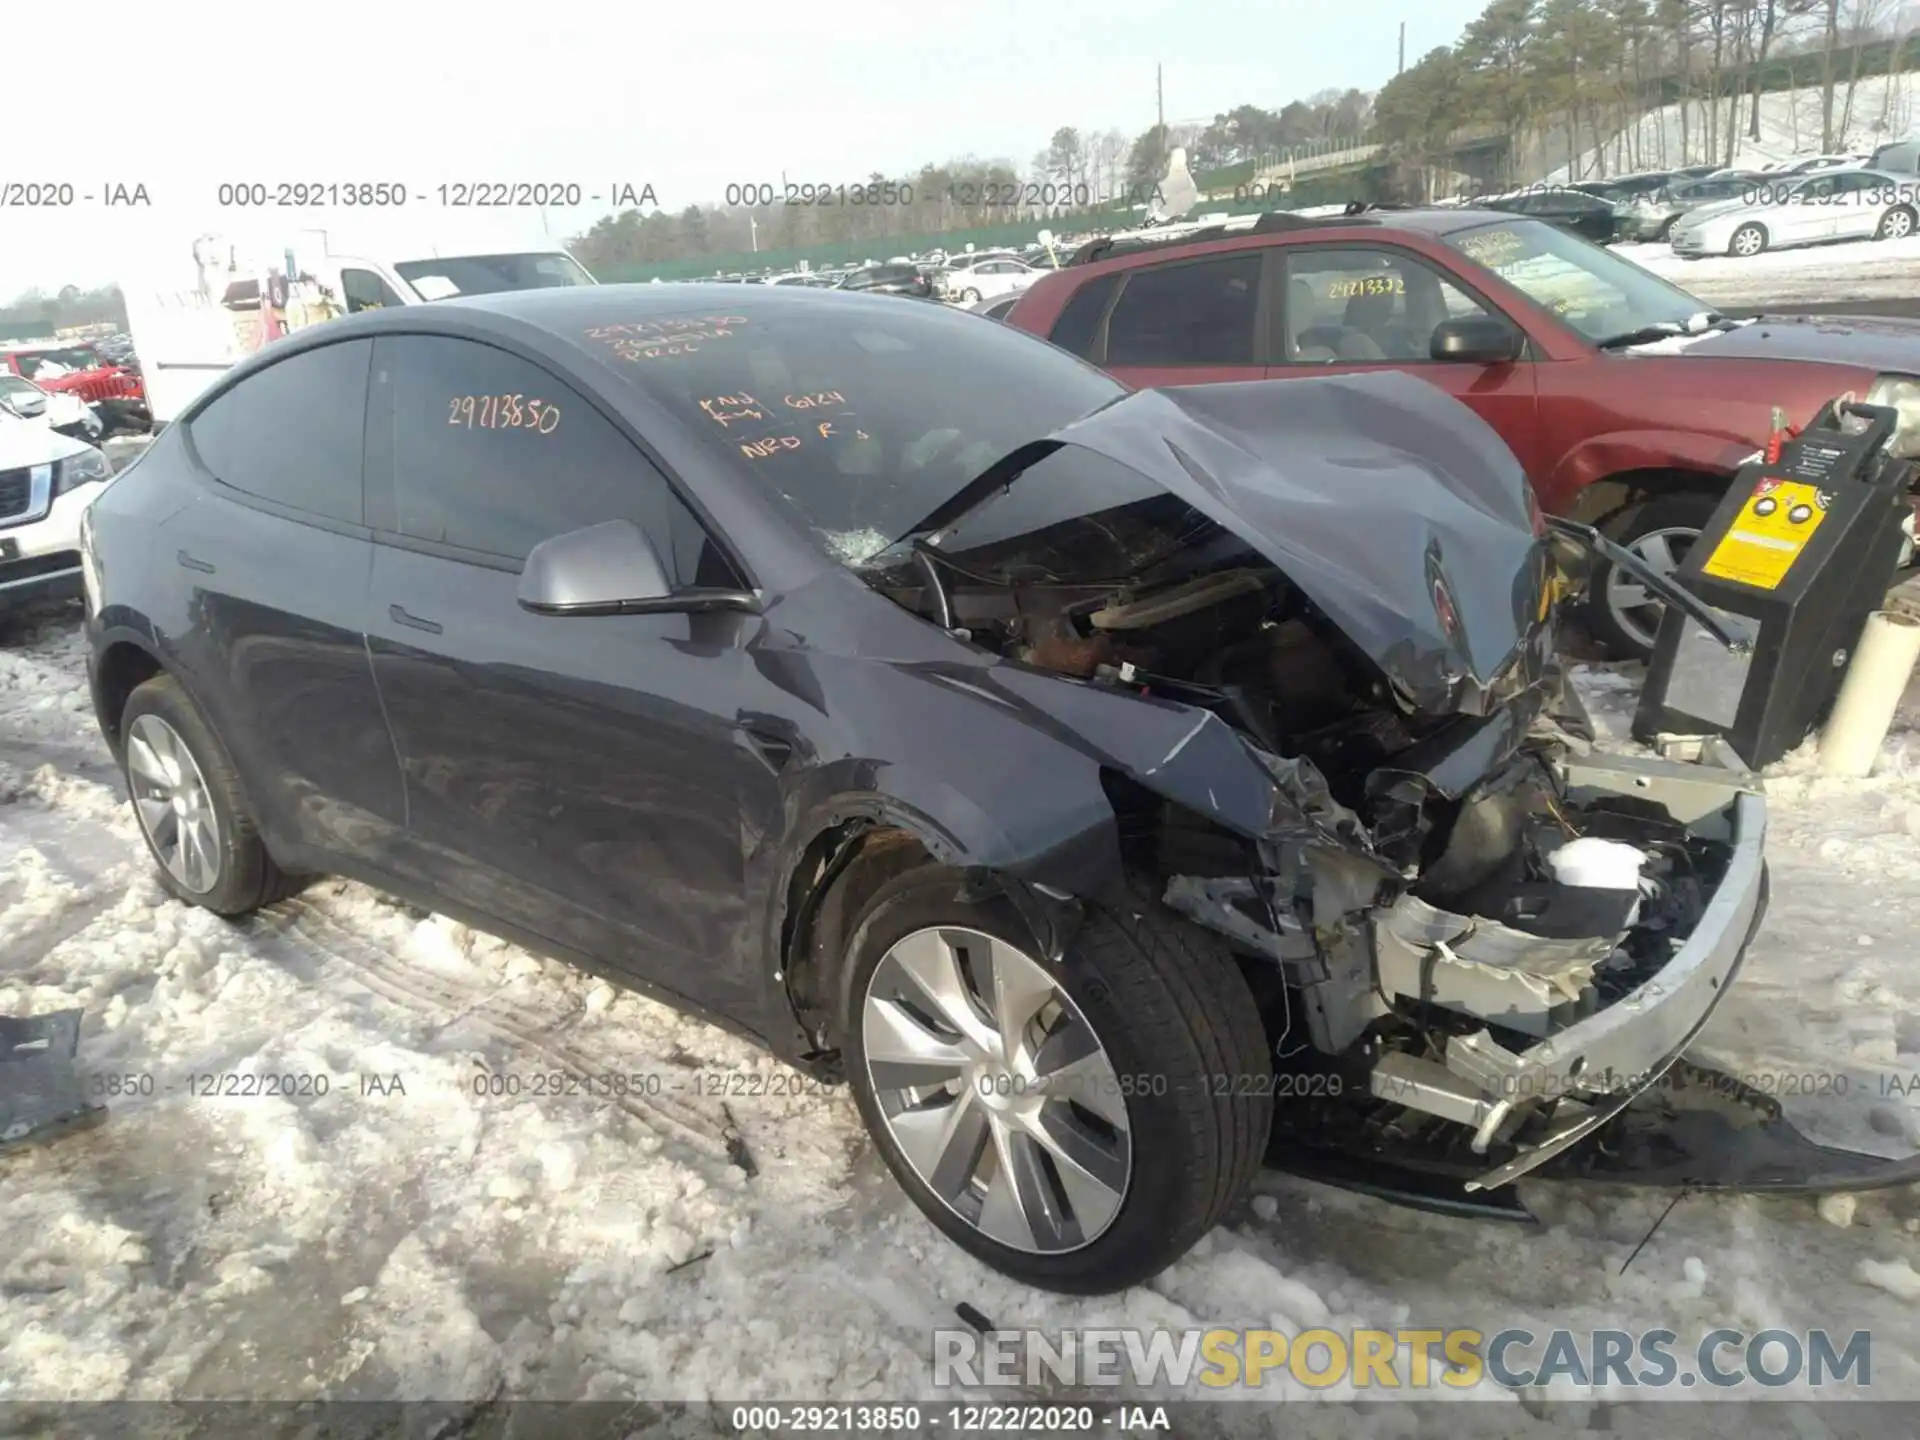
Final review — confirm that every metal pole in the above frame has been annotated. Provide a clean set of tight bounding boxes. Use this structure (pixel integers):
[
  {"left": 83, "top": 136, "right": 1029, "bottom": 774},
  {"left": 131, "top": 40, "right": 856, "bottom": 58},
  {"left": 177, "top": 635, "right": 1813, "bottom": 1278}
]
[{"left": 1398, "top": 22, "right": 1406, "bottom": 75}]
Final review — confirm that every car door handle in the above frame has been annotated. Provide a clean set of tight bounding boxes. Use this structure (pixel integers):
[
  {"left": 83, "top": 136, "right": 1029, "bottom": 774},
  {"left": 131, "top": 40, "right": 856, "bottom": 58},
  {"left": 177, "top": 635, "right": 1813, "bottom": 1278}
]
[
  {"left": 176, "top": 550, "right": 215, "bottom": 574},
  {"left": 388, "top": 603, "right": 443, "bottom": 635}
]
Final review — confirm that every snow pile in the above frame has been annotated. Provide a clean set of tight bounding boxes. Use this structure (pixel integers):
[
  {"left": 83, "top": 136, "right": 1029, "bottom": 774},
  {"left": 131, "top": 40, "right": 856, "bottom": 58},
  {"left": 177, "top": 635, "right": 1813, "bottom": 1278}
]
[{"left": 3, "top": 596, "right": 1920, "bottom": 1407}]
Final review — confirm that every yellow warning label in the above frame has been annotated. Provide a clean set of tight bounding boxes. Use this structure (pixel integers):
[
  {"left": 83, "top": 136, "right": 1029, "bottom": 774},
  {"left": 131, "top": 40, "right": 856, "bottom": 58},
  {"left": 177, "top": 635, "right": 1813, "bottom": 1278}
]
[{"left": 1700, "top": 478, "right": 1829, "bottom": 590}]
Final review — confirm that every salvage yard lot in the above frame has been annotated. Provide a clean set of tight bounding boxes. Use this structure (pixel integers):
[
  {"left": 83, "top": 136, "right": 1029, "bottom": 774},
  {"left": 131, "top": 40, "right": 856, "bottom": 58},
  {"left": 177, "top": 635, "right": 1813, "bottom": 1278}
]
[{"left": 5, "top": 585, "right": 1920, "bottom": 1418}]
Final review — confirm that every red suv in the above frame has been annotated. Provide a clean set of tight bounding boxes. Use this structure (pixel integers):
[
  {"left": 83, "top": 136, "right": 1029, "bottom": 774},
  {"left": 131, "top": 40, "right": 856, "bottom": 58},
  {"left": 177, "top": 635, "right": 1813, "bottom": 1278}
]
[
  {"left": 1007, "top": 207, "right": 1920, "bottom": 657},
  {"left": 1, "top": 341, "right": 150, "bottom": 437}
]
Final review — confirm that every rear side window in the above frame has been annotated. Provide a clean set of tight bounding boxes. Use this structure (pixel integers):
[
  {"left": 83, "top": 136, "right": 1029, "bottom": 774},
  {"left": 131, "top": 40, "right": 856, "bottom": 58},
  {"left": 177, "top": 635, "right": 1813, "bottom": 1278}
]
[
  {"left": 373, "top": 334, "right": 738, "bottom": 585},
  {"left": 186, "top": 339, "right": 372, "bottom": 524},
  {"left": 1046, "top": 272, "right": 1119, "bottom": 358},
  {"left": 1104, "top": 253, "right": 1262, "bottom": 366}
]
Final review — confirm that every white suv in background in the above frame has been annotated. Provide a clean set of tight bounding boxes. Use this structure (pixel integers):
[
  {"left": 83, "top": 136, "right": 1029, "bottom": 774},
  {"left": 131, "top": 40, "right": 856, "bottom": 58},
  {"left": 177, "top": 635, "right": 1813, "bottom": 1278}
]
[
  {"left": 0, "top": 413, "right": 113, "bottom": 618},
  {"left": 939, "top": 255, "right": 1041, "bottom": 303}
]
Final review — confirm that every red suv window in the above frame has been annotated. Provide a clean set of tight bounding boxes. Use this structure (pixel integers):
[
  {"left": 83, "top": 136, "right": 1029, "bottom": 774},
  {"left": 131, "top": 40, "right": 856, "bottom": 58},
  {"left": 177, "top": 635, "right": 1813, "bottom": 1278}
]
[{"left": 1103, "top": 253, "right": 1263, "bottom": 366}]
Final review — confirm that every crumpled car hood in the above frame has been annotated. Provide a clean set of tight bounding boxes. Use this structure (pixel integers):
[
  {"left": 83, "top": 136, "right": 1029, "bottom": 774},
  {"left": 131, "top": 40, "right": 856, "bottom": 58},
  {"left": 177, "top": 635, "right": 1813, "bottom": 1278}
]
[{"left": 990, "top": 370, "right": 1556, "bottom": 715}]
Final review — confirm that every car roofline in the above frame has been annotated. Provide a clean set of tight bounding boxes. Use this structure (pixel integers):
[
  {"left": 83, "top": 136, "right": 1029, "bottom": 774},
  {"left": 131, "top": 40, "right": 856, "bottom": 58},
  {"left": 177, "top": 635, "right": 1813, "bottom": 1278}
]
[{"left": 1061, "top": 204, "right": 1508, "bottom": 268}]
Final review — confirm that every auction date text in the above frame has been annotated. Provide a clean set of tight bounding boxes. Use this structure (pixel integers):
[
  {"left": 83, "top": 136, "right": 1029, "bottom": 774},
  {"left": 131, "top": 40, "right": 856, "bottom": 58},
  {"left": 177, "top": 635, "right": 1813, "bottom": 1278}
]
[{"left": 2, "top": 181, "right": 149, "bottom": 207}]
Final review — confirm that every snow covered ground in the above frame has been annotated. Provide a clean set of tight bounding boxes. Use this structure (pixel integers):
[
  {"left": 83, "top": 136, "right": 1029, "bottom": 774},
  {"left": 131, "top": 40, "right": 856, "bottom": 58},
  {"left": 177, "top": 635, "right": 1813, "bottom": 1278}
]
[
  {"left": 5, "top": 578, "right": 1920, "bottom": 1422},
  {"left": 1618, "top": 233, "right": 1920, "bottom": 308}
]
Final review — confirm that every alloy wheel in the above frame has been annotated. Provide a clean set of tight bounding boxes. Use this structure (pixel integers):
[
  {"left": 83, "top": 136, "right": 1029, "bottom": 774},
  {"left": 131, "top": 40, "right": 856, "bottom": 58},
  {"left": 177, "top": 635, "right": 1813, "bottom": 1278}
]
[
  {"left": 1884, "top": 209, "right": 1915, "bottom": 239},
  {"left": 861, "top": 926, "right": 1132, "bottom": 1254},
  {"left": 126, "top": 713, "right": 222, "bottom": 894},
  {"left": 1732, "top": 225, "right": 1765, "bottom": 257},
  {"left": 1605, "top": 524, "right": 1699, "bottom": 653}
]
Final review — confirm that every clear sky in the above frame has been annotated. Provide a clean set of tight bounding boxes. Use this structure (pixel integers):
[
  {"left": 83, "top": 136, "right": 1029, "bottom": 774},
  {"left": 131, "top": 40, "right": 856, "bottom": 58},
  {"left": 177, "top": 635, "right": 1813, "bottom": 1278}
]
[{"left": 4, "top": 0, "right": 1487, "bottom": 294}]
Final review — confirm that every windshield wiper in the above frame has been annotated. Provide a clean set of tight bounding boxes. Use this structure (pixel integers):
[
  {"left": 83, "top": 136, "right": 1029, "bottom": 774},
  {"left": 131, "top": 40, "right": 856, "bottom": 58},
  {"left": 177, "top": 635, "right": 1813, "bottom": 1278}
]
[
  {"left": 1595, "top": 310, "right": 1736, "bottom": 350},
  {"left": 890, "top": 436, "right": 1067, "bottom": 546},
  {"left": 1546, "top": 517, "right": 1750, "bottom": 652}
]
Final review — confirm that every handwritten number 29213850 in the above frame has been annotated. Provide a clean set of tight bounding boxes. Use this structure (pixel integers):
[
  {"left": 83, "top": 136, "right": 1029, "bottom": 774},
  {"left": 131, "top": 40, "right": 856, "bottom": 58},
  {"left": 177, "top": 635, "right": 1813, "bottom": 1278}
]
[{"left": 447, "top": 395, "right": 561, "bottom": 434}]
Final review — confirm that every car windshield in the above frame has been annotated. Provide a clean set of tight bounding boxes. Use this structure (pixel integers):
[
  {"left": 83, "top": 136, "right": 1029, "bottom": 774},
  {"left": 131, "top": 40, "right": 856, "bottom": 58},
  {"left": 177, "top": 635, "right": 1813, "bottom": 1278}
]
[
  {"left": 1444, "top": 217, "right": 1714, "bottom": 342},
  {"left": 578, "top": 297, "right": 1123, "bottom": 565},
  {"left": 0, "top": 376, "right": 39, "bottom": 398},
  {"left": 392, "top": 252, "right": 594, "bottom": 298}
]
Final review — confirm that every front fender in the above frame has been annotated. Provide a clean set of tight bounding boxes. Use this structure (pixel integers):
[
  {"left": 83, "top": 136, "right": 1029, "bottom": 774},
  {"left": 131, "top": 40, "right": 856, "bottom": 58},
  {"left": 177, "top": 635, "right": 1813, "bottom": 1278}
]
[
  {"left": 1541, "top": 429, "right": 1751, "bottom": 514},
  {"left": 759, "top": 657, "right": 1372, "bottom": 955}
]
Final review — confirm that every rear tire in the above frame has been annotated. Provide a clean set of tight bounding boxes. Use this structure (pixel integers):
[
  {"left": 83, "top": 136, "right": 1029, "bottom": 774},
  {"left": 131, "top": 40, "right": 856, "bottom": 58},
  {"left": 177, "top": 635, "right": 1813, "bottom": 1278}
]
[
  {"left": 119, "top": 674, "right": 299, "bottom": 916},
  {"left": 1583, "top": 492, "right": 1721, "bottom": 661},
  {"left": 1876, "top": 205, "right": 1916, "bottom": 241},
  {"left": 840, "top": 868, "right": 1272, "bottom": 1294}
]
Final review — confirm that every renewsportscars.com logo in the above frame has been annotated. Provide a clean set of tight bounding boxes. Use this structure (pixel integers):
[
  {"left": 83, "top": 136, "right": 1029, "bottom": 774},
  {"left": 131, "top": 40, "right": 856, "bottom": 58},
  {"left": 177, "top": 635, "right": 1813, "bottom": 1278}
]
[{"left": 932, "top": 1327, "right": 1873, "bottom": 1393}]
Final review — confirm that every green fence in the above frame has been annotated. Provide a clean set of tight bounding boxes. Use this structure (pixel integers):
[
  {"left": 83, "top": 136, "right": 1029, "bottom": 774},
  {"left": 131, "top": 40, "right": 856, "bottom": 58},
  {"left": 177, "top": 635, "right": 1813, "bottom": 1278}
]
[{"left": 594, "top": 161, "right": 1391, "bottom": 285}]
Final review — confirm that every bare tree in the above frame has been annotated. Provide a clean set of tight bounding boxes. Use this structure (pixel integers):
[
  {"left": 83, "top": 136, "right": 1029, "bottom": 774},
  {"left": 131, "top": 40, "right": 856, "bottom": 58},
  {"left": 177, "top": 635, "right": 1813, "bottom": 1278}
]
[
  {"left": 1839, "top": 0, "right": 1897, "bottom": 142},
  {"left": 1821, "top": 0, "right": 1844, "bottom": 148}
]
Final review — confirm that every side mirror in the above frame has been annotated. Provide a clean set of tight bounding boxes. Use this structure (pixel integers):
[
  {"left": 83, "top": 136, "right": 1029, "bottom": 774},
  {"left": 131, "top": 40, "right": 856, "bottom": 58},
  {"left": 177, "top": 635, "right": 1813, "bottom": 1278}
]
[
  {"left": 516, "top": 519, "right": 758, "bottom": 618},
  {"left": 3, "top": 392, "right": 48, "bottom": 419},
  {"left": 1431, "top": 316, "right": 1525, "bottom": 364}
]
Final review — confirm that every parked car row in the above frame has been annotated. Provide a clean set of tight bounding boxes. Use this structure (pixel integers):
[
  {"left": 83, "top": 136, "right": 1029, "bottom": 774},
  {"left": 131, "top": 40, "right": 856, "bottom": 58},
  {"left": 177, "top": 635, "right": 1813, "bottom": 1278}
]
[
  {"left": 1456, "top": 147, "right": 1904, "bottom": 251},
  {"left": 688, "top": 237, "right": 1078, "bottom": 301}
]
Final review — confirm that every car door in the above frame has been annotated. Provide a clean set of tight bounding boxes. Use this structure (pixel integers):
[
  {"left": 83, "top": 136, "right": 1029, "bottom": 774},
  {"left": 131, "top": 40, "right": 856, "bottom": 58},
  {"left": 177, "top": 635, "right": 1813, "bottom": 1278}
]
[
  {"left": 165, "top": 337, "right": 405, "bottom": 861},
  {"left": 1269, "top": 244, "right": 1542, "bottom": 476},
  {"left": 1826, "top": 171, "right": 1884, "bottom": 240},
  {"left": 360, "top": 332, "right": 777, "bottom": 1019},
  {"left": 991, "top": 260, "right": 1039, "bottom": 298},
  {"left": 1096, "top": 248, "right": 1269, "bottom": 389},
  {"left": 1776, "top": 175, "right": 1839, "bottom": 244}
]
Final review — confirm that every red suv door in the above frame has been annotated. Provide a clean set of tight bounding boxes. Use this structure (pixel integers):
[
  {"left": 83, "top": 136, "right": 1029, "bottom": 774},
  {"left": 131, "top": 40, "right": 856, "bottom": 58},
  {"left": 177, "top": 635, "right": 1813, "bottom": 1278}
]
[{"left": 1265, "top": 243, "right": 1541, "bottom": 475}]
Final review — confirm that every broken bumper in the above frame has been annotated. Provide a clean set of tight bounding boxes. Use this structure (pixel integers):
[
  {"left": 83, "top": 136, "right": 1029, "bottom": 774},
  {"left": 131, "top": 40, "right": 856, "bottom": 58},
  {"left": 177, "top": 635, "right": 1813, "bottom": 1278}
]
[{"left": 1371, "top": 751, "right": 1768, "bottom": 1191}]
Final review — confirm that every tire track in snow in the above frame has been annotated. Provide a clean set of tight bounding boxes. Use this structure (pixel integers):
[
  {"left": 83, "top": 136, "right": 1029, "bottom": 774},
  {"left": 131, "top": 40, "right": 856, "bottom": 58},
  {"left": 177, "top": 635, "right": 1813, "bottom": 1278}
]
[{"left": 242, "top": 895, "right": 749, "bottom": 1169}]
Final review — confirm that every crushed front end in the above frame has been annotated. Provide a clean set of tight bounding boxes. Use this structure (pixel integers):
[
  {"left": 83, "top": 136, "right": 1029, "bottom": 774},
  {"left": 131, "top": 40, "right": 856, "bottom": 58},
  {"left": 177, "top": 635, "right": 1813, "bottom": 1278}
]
[
  {"left": 870, "top": 370, "right": 1920, "bottom": 1208},
  {"left": 1161, "top": 726, "right": 1773, "bottom": 1204}
]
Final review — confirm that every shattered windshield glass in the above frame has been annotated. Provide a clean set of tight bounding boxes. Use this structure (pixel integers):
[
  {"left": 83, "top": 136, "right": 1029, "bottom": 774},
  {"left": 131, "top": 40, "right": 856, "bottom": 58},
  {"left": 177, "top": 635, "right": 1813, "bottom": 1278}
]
[{"left": 581, "top": 296, "right": 1123, "bottom": 565}]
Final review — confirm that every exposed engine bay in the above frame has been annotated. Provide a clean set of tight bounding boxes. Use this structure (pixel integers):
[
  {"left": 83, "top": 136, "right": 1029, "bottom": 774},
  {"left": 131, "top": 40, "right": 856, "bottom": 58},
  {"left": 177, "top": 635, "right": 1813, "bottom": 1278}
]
[{"left": 875, "top": 527, "right": 1750, "bottom": 1194}]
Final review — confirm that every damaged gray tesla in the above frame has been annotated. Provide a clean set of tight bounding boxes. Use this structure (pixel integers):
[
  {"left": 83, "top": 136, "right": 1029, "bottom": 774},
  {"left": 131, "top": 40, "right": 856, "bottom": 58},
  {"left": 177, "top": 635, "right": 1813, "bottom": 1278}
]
[{"left": 81, "top": 287, "right": 1920, "bottom": 1295}]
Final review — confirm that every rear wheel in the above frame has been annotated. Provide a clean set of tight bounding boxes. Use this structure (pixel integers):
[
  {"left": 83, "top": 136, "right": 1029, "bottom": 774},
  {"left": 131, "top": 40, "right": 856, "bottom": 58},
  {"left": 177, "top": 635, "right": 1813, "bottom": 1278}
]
[
  {"left": 1730, "top": 222, "right": 1768, "bottom": 258},
  {"left": 120, "top": 674, "right": 298, "bottom": 915},
  {"left": 1877, "top": 206, "right": 1916, "bottom": 240},
  {"left": 841, "top": 868, "right": 1271, "bottom": 1294},
  {"left": 1583, "top": 492, "right": 1721, "bottom": 660}
]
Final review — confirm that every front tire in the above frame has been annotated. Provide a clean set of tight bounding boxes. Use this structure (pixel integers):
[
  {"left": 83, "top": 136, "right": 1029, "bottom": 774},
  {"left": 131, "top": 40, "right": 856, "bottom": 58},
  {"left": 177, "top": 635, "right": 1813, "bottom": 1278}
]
[
  {"left": 1583, "top": 492, "right": 1721, "bottom": 660},
  {"left": 841, "top": 868, "right": 1271, "bottom": 1294},
  {"left": 120, "top": 674, "right": 297, "bottom": 915},
  {"left": 1730, "top": 222, "right": 1768, "bottom": 258},
  {"left": 960, "top": 287, "right": 982, "bottom": 303}
]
